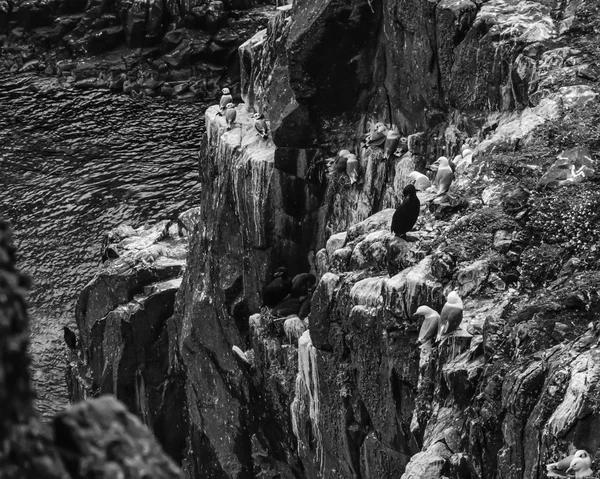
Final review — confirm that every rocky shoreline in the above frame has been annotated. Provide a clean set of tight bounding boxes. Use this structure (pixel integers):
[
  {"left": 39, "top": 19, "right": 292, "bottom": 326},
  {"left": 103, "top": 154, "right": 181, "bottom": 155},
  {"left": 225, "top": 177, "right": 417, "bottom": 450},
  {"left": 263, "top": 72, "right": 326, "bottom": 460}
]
[
  {"left": 0, "top": 0, "right": 278, "bottom": 100},
  {"left": 3, "top": 0, "right": 600, "bottom": 477}
]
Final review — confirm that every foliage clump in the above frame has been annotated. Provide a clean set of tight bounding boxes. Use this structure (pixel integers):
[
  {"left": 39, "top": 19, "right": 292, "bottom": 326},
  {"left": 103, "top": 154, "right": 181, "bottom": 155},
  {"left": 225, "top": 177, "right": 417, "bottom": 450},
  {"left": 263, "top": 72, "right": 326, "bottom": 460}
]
[{"left": 519, "top": 244, "right": 566, "bottom": 289}]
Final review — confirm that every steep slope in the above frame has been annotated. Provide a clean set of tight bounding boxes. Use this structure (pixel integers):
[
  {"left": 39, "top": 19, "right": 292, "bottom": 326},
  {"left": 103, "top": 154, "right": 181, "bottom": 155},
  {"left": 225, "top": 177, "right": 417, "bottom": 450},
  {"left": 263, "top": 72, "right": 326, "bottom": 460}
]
[{"left": 71, "top": 0, "right": 600, "bottom": 477}]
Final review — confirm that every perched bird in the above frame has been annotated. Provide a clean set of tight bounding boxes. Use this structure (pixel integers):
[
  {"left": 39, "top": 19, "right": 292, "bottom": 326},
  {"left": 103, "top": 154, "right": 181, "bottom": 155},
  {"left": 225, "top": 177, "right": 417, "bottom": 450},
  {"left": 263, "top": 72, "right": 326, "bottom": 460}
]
[
  {"left": 408, "top": 171, "right": 431, "bottom": 191},
  {"left": 428, "top": 156, "right": 457, "bottom": 174},
  {"left": 253, "top": 113, "right": 269, "bottom": 139},
  {"left": 547, "top": 450, "right": 593, "bottom": 478},
  {"left": 328, "top": 150, "right": 351, "bottom": 175},
  {"left": 273, "top": 296, "right": 301, "bottom": 317},
  {"left": 291, "top": 273, "right": 317, "bottom": 297},
  {"left": 436, "top": 291, "right": 464, "bottom": 342},
  {"left": 391, "top": 184, "right": 420, "bottom": 239},
  {"left": 394, "top": 137, "right": 409, "bottom": 156},
  {"left": 224, "top": 103, "right": 236, "bottom": 130},
  {"left": 232, "top": 345, "right": 252, "bottom": 366},
  {"left": 383, "top": 130, "right": 400, "bottom": 159},
  {"left": 435, "top": 157, "right": 455, "bottom": 195},
  {"left": 219, "top": 87, "right": 232, "bottom": 111},
  {"left": 346, "top": 154, "right": 359, "bottom": 184},
  {"left": 414, "top": 306, "right": 440, "bottom": 344},
  {"left": 262, "top": 267, "right": 292, "bottom": 307},
  {"left": 63, "top": 326, "right": 77, "bottom": 350},
  {"left": 364, "top": 123, "right": 387, "bottom": 148},
  {"left": 298, "top": 294, "right": 312, "bottom": 319}
]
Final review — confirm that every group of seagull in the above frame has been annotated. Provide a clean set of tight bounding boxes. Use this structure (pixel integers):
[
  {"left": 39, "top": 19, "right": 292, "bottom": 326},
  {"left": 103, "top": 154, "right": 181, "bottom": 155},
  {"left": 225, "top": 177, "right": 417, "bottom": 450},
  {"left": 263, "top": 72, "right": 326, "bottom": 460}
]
[
  {"left": 213, "top": 93, "right": 596, "bottom": 476},
  {"left": 216, "top": 87, "right": 269, "bottom": 138}
]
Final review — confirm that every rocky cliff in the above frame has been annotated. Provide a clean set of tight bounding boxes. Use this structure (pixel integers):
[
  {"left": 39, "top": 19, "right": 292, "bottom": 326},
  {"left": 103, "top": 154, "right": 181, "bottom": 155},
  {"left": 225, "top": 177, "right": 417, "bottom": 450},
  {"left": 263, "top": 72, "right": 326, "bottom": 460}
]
[
  {"left": 0, "top": 221, "right": 182, "bottom": 478},
  {"left": 71, "top": 0, "right": 600, "bottom": 477}
]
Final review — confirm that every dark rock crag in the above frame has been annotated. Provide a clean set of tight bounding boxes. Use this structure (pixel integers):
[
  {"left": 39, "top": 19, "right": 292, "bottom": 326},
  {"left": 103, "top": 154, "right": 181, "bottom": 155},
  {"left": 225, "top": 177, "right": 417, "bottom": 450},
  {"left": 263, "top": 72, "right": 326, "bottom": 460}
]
[
  {"left": 0, "top": 221, "right": 182, "bottom": 478},
  {"left": 72, "top": 0, "right": 600, "bottom": 478}
]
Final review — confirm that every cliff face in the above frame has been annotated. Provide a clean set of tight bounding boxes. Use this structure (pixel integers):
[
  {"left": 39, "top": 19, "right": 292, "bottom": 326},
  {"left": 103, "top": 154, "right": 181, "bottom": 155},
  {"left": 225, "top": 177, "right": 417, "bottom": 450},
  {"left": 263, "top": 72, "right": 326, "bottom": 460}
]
[
  {"left": 0, "top": 221, "right": 182, "bottom": 479},
  {"left": 71, "top": 0, "right": 600, "bottom": 477}
]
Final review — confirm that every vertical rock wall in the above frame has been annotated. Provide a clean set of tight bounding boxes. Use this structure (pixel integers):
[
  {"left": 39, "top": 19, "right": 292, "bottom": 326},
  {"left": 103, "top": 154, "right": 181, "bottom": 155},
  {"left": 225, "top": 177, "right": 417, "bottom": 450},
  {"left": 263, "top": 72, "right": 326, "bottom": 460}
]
[{"left": 0, "top": 221, "right": 182, "bottom": 478}]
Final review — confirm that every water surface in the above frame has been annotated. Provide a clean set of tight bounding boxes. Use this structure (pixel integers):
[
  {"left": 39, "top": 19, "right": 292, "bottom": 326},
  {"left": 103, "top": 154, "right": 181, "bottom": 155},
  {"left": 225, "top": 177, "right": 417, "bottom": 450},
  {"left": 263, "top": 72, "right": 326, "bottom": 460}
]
[{"left": 0, "top": 72, "right": 204, "bottom": 418}]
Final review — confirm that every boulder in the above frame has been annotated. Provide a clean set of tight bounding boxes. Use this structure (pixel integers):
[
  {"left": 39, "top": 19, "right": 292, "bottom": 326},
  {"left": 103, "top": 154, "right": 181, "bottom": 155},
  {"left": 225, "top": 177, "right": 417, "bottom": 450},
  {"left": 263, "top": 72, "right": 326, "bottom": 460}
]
[{"left": 539, "top": 146, "right": 596, "bottom": 188}]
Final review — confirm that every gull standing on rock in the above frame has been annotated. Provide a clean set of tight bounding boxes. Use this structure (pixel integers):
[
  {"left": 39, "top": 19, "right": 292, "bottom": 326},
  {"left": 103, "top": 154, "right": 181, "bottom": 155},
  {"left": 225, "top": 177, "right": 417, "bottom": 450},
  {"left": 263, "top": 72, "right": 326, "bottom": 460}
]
[
  {"left": 346, "top": 154, "right": 359, "bottom": 184},
  {"left": 364, "top": 123, "right": 387, "bottom": 148},
  {"left": 383, "top": 129, "right": 400, "bottom": 159},
  {"left": 219, "top": 87, "right": 232, "bottom": 112},
  {"left": 435, "top": 157, "right": 455, "bottom": 195},
  {"left": 408, "top": 171, "right": 431, "bottom": 191},
  {"left": 414, "top": 306, "right": 440, "bottom": 344},
  {"left": 328, "top": 150, "right": 351, "bottom": 175},
  {"left": 253, "top": 113, "right": 269, "bottom": 139},
  {"left": 391, "top": 184, "right": 420, "bottom": 239},
  {"left": 547, "top": 450, "right": 593, "bottom": 478},
  {"left": 224, "top": 103, "right": 236, "bottom": 130},
  {"left": 436, "top": 291, "right": 463, "bottom": 342}
]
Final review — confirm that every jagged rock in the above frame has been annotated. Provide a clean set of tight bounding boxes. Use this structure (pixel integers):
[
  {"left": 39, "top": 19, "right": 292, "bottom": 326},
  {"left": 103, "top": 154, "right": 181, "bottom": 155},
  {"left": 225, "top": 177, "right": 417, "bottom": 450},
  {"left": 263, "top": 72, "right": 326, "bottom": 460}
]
[
  {"left": 0, "top": 222, "right": 181, "bottom": 478},
  {"left": 539, "top": 146, "right": 596, "bottom": 188},
  {"left": 53, "top": 396, "right": 182, "bottom": 478},
  {"left": 325, "top": 231, "right": 346, "bottom": 258},
  {"left": 400, "top": 440, "right": 451, "bottom": 479},
  {"left": 455, "top": 259, "right": 489, "bottom": 297},
  {"left": 493, "top": 230, "right": 513, "bottom": 254}
]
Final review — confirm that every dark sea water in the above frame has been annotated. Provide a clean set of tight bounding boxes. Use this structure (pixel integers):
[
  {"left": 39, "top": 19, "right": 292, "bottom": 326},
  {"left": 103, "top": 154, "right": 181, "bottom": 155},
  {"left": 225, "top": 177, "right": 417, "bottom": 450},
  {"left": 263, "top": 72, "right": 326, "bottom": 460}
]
[{"left": 0, "top": 71, "right": 204, "bottom": 419}]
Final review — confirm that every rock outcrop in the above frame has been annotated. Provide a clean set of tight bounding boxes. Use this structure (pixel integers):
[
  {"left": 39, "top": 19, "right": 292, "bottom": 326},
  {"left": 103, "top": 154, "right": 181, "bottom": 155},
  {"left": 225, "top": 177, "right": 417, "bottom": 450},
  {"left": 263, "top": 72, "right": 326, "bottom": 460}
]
[
  {"left": 0, "top": 221, "right": 182, "bottom": 478},
  {"left": 70, "top": 0, "right": 600, "bottom": 477},
  {"left": 68, "top": 210, "right": 199, "bottom": 463}
]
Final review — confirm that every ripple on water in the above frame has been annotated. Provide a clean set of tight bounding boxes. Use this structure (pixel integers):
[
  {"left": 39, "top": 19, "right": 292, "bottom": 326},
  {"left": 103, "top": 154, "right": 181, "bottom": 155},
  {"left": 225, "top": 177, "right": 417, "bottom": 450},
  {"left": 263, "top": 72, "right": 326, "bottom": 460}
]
[{"left": 0, "top": 72, "right": 205, "bottom": 419}]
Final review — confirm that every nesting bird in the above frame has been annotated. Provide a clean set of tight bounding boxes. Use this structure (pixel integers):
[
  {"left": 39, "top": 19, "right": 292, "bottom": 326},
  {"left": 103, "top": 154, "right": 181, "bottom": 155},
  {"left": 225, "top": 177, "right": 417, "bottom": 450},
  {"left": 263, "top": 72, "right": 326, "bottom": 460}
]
[
  {"left": 414, "top": 306, "right": 440, "bottom": 344},
  {"left": 383, "top": 130, "right": 400, "bottom": 159},
  {"left": 262, "top": 267, "right": 292, "bottom": 307},
  {"left": 328, "top": 150, "right": 351, "bottom": 175},
  {"left": 546, "top": 450, "right": 593, "bottom": 478},
  {"left": 394, "top": 137, "right": 409, "bottom": 157},
  {"left": 253, "top": 113, "right": 269, "bottom": 139},
  {"left": 298, "top": 294, "right": 312, "bottom": 319},
  {"left": 436, "top": 291, "right": 464, "bottom": 342},
  {"left": 364, "top": 123, "right": 388, "bottom": 148},
  {"left": 391, "top": 184, "right": 420, "bottom": 239},
  {"left": 346, "top": 154, "right": 359, "bottom": 184},
  {"left": 219, "top": 87, "right": 232, "bottom": 112},
  {"left": 273, "top": 296, "right": 301, "bottom": 317},
  {"left": 224, "top": 103, "right": 236, "bottom": 130},
  {"left": 434, "top": 157, "right": 455, "bottom": 195},
  {"left": 408, "top": 171, "right": 431, "bottom": 191},
  {"left": 291, "top": 273, "right": 317, "bottom": 298}
]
